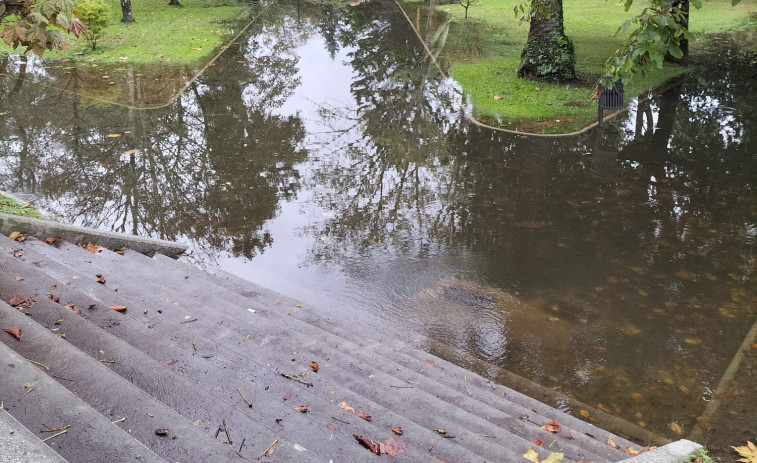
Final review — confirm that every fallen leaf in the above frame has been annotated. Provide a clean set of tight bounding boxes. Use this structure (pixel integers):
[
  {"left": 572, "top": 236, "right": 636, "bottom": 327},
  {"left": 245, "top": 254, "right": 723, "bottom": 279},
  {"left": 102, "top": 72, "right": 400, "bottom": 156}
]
[
  {"left": 96, "top": 274, "right": 106, "bottom": 284},
  {"left": 547, "top": 316, "right": 560, "bottom": 323},
  {"left": 533, "top": 440, "right": 544, "bottom": 447},
  {"left": 392, "top": 426, "right": 403, "bottom": 435},
  {"left": 283, "top": 391, "right": 291, "bottom": 400},
  {"left": 684, "top": 338, "right": 702, "bottom": 345},
  {"left": 579, "top": 410, "right": 590, "bottom": 418},
  {"left": 310, "top": 361, "right": 319, "bottom": 372},
  {"left": 3, "top": 328, "right": 22, "bottom": 340},
  {"left": 108, "top": 305, "right": 127, "bottom": 312},
  {"left": 338, "top": 402, "right": 355, "bottom": 413},
  {"left": 434, "top": 428, "right": 447, "bottom": 435},
  {"left": 262, "top": 439, "right": 277, "bottom": 457},
  {"left": 354, "top": 434, "right": 381, "bottom": 455},
  {"left": 669, "top": 422, "right": 683, "bottom": 435},
  {"left": 44, "top": 236, "right": 62, "bottom": 247},
  {"left": 49, "top": 294, "right": 59, "bottom": 303},
  {"left": 294, "top": 405, "right": 309, "bottom": 413},
  {"left": 380, "top": 437, "right": 406, "bottom": 457},
  {"left": 106, "top": 133, "right": 121, "bottom": 138},
  {"left": 425, "top": 359, "right": 435, "bottom": 367},
  {"left": 9, "top": 231, "right": 27, "bottom": 242},
  {"left": 154, "top": 428, "right": 170, "bottom": 436},
  {"left": 326, "top": 422, "right": 339, "bottom": 431},
  {"left": 15, "top": 277, "right": 23, "bottom": 281},
  {"left": 622, "top": 324, "right": 641, "bottom": 336},
  {"left": 64, "top": 304, "right": 81, "bottom": 315},
  {"left": 493, "top": 95, "right": 503, "bottom": 100},
  {"left": 523, "top": 447, "right": 540, "bottom": 463},
  {"left": 540, "top": 420, "right": 560, "bottom": 434},
  {"left": 121, "top": 149, "right": 140, "bottom": 156},
  {"left": 630, "top": 392, "right": 644, "bottom": 402},
  {"left": 566, "top": 433, "right": 574, "bottom": 440},
  {"left": 355, "top": 410, "right": 372, "bottom": 422},
  {"left": 12, "top": 249, "right": 23, "bottom": 257},
  {"left": 607, "top": 437, "right": 620, "bottom": 449},
  {"left": 543, "top": 452, "right": 564, "bottom": 463},
  {"left": 79, "top": 242, "right": 101, "bottom": 254},
  {"left": 732, "top": 441, "right": 757, "bottom": 463}
]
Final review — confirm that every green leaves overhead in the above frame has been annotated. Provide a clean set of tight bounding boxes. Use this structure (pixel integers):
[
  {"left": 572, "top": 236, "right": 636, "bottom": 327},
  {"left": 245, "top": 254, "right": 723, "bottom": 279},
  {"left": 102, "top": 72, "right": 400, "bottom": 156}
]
[{"left": 0, "top": 0, "right": 83, "bottom": 55}]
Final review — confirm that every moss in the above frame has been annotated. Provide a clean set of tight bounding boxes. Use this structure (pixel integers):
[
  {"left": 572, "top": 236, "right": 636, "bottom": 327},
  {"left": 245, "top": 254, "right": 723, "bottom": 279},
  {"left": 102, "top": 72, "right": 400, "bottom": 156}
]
[{"left": 0, "top": 194, "right": 44, "bottom": 219}]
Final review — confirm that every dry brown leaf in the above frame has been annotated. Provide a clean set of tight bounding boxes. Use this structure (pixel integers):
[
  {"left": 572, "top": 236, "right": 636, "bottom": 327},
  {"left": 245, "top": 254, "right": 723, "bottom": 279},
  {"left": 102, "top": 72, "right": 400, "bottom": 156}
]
[
  {"left": 9, "top": 231, "right": 27, "bottom": 242},
  {"left": 15, "top": 277, "right": 23, "bottom": 281},
  {"left": 44, "top": 236, "right": 62, "bottom": 247},
  {"left": 96, "top": 274, "right": 106, "bottom": 284},
  {"left": 354, "top": 434, "right": 381, "bottom": 455},
  {"left": 283, "top": 391, "right": 291, "bottom": 401},
  {"left": 434, "top": 428, "right": 447, "bottom": 435},
  {"left": 4, "top": 328, "right": 22, "bottom": 340},
  {"left": 392, "top": 426, "right": 403, "bottom": 435},
  {"left": 294, "top": 405, "right": 309, "bottom": 413},
  {"left": 379, "top": 437, "right": 406, "bottom": 457},
  {"left": 109, "top": 305, "right": 127, "bottom": 312},
  {"left": 670, "top": 422, "right": 683, "bottom": 435},
  {"left": 355, "top": 410, "right": 372, "bottom": 422},
  {"left": 310, "top": 360, "right": 319, "bottom": 372},
  {"left": 579, "top": 410, "right": 590, "bottom": 418},
  {"left": 79, "top": 242, "right": 101, "bottom": 254},
  {"left": 540, "top": 420, "right": 560, "bottom": 434},
  {"left": 154, "top": 428, "right": 169, "bottom": 436},
  {"left": 49, "top": 294, "right": 59, "bottom": 303},
  {"left": 64, "top": 304, "right": 81, "bottom": 315},
  {"left": 607, "top": 437, "right": 620, "bottom": 450},
  {"left": 12, "top": 249, "right": 23, "bottom": 257},
  {"left": 493, "top": 95, "right": 503, "bottom": 100},
  {"left": 338, "top": 401, "right": 355, "bottom": 413},
  {"left": 732, "top": 441, "right": 757, "bottom": 463},
  {"left": 533, "top": 440, "right": 544, "bottom": 447}
]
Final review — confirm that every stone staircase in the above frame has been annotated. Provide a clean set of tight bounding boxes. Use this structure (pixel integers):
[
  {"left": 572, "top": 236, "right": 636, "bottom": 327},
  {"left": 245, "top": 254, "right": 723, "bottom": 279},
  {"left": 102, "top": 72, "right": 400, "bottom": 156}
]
[{"left": 0, "top": 231, "right": 671, "bottom": 463}]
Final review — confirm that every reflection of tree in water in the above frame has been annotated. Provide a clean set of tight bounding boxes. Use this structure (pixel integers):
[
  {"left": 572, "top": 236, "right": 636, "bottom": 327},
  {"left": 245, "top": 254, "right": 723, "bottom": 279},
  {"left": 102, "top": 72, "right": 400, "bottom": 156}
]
[{"left": 0, "top": 19, "right": 308, "bottom": 260}]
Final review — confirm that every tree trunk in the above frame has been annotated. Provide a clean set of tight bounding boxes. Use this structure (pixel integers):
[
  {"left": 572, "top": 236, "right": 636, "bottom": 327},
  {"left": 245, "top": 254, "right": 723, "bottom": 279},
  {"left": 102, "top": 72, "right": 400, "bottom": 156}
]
[
  {"left": 168, "top": 0, "right": 181, "bottom": 6},
  {"left": 517, "top": 0, "right": 575, "bottom": 81},
  {"left": 121, "top": 0, "right": 135, "bottom": 23},
  {"left": 665, "top": 0, "right": 689, "bottom": 65}
]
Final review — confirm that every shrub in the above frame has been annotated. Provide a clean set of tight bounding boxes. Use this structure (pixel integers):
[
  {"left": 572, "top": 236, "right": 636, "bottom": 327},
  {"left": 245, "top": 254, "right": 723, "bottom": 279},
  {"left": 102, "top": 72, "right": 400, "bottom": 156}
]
[{"left": 75, "top": 0, "right": 112, "bottom": 50}]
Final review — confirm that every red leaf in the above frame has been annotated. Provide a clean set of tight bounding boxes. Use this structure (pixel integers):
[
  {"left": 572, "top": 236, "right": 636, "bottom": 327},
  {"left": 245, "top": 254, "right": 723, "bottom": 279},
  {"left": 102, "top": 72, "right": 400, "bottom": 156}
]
[
  {"left": 64, "top": 304, "right": 81, "bottom": 315},
  {"left": 379, "top": 437, "right": 407, "bottom": 457},
  {"left": 44, "top": 236, "right": 62, "bottom": 247},
  {"left": 326, "top": 422, "right": 339, "bottom": 431},
  {"left": 4, "top": 328, "right": 22, "bottom": 340},
  {"left": 283, "top": 391, "right": 291, "bottom": 401},
  {"left": 541, "top": 420, "right": 561, "bottom": 434},
  {"left": 9, "top": 295, "right": 35, "bottom": 308},
  {"left": 310, "top": 361, "right": 319, "bottom": 372},
  {"left": 355, "top": 410, "right": 372, "bottom": 422},
  {"left": 79, "top": 242, "right": 101, "bottom": 254},
  {"left": 392, "top": 426, "right": 404, "bottom": 435},
  {"left": 49, "top": 294, "right": 59, "bottom": 303},
  {"left": 294, "top": 405, "right": 308, "bottom": 413},
  {"left": 108, "top": 305, "right": 127, "bottom": 312},
  {"left": 425, "top": 359, "right": 435, "bottom": 367},
  {"left": 354, "top": 434, "right": 381, "bottom": 455},
  {"left": 532, "top": 440, "right": 544, "bottom": 447},
  {"left": 566, "top": 432, "right": 574, "bottom": 440}
]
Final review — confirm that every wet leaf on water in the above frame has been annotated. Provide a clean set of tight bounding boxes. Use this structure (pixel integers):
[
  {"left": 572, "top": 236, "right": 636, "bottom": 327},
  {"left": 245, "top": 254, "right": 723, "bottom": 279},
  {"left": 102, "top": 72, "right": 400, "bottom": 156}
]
[
  {"left": 532, "top": 440, "right": 544, "bottom": 447},
  {"left": 96, "top": 274, "right": 106, "bottom": 284},
  {"left": 44, "top": 236, "right": 62, "bottom": 247},
  {"left": 425, "top": 359, "right": 435, "bottom": 367},
  {"left": 718, "top": 307, "right": 735, "bottom": 318},
  {"left": 523, "top": 447, "right": 540, "bottom": 463},
  {"left": 607, "top": 437, "right": 620, "bottom": 450},
  {"left": 282, "top": 391, "right": 291, "bottom": 401},
  {"left": 705, "top": 273, "right": 718, "bottom": 281},
  {"left": 732, "top": 441, "right": 757, "bottom": 463},
  {"left": 392, "top": 426, "right": 403, "bottom": 435},
  {"left": 547, "top": 316, "right": 559, "bottom": 323},
  {"left": 622, "top": 324, "right": 641, "bottom": 336},
  {"left": 106, "top": 133, "right": 121, "bottom": 138},
  {"left": 294, "top": 405, "right": 309, "bottom": 413},
  {"left": 685, "top": 338, "right": 702, "bottom": 345},
  {"left": 675, "top": 269, "right": 696, "bottom": 279},
  {"left": 64, "top": 304, "right": 81, "bottom": 315},
  {"left": 695, "top": 416, "right": 712, "bottom": 430},
  {"left": 121, "top": 149, "right": 140, "bottom": 156},
  {"left": 78, "top": 242, "right": 101, "bottom": 254},
  {"left": 515, "top": 221, "right": 549, "bottom": 230},
  {"left": 108, "top": 305, "right": 127, "bottom": 312},
  {"left": 680, "top": 385, "right": 690, "bottom": 394},
  {"left": 154, "top": 428, "right": 170, "bottom": 436},
  {"left": 579, "top": 410, "right": 590, "bottom": 418},
  {"left": 3, "top": 328, "right": 22, "bottom": 340},
  {"left": 628, "top": 266, "right": 643, "bottom": 275},
  {"left": 630, "top": 392, "right": 644, "bottom": 402},
  {"left": 669, "top": 422, "right": 683, "bottom": 435},
  {"left": 9, "top": 231, "right": 27, "bottom": 242},
  {"left": 310, "top": 361, "right": 319, "bottom": 372},
  {"left": 326, "top": 422, "right": 339, "bottom": 431},
  {"left": 540, "top": 420, "right": 560, "bottom": 434},
  {"left": 637, "top": 289, "right": 649, "bottom": 297},
  {"left": 597, "top": 403, "right": 612, "bottom": 414}
]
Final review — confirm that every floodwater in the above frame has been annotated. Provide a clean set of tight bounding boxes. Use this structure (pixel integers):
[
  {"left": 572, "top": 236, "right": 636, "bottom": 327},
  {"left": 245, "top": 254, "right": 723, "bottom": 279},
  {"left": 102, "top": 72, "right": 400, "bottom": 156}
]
[{"left": 1, "top": 0, "right": 755, "bottom": 445}]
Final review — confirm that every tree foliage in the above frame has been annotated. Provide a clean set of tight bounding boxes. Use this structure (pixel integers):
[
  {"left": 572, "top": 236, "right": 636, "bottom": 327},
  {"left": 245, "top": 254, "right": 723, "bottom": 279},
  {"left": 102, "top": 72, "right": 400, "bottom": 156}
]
[
  {"left": 0, "top": 0, "right": 86, "bottom": 55},
  {"left": 604, "top": 0, "right": 742, "bottom": 86}
]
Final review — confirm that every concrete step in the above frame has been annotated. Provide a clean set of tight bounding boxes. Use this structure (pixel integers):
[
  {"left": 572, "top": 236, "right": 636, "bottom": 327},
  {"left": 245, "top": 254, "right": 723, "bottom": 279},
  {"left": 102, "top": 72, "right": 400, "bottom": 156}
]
[
  {"left": 1, "top": 408, "right": 69, "bottom": 463},
  {"left": 3, "top": 235, "right": 648, "bottom": 461}
]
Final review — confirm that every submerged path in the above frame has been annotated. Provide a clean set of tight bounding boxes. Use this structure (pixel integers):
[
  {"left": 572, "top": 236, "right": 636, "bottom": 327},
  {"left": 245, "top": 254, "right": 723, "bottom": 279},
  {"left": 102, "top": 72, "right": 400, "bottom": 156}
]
[{"left": 0, "top": 216, "right": 701, "bottom": 462}]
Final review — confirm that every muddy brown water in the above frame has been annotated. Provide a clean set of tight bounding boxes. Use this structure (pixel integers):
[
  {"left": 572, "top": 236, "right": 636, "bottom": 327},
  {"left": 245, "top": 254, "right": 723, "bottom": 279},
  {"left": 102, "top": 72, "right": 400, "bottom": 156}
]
[{"left": 1, "top": 0, "right": 755, "bottom": 450}]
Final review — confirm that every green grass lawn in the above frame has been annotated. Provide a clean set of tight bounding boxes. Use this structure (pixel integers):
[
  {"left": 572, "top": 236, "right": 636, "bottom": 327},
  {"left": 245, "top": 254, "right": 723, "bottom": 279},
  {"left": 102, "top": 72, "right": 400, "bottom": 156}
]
[
  {"left": 1, "top": 0, "right": 251, "bottom": 65},
  {"left": 0, "top": 193, "right": 44, "bottom": 219},
  {"left": 403, "top": 0, "right": 757, "bottom": 133}
]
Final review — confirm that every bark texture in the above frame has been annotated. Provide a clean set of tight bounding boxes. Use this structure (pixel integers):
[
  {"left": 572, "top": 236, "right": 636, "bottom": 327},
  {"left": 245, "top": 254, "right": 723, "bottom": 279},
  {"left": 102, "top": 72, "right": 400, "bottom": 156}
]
[
  {"left": 120, "top": 0, "right": 135, "bottom": 23},
  {"left": 517, "top": 0, "right": 575, "bottom": 81}
]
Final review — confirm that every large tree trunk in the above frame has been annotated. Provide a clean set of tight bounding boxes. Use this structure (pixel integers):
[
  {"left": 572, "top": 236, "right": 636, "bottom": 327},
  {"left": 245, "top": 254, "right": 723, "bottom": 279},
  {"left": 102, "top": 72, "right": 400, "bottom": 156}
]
[
  {"left": 517, "top": 0, "right": 575, "bottom": 81},
  {"left": 121, "top": 0, "right": 135, "bottom": 23},
  {"left": 664, "top": 0, "right": 689, "bottom": 64}
]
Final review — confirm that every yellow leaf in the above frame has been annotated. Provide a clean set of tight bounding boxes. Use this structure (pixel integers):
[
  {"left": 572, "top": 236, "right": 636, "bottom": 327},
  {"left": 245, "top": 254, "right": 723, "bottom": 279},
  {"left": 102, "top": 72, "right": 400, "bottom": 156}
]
[
  {"left": 685, "top": 338, "right": 702, "bottom": 345},
  {"left": 523, "top": 447, "right": 540, "bottom": 463},
  {"left": 579, "top": 410, "right": 590, "bottom": 418},
  {"left": 732, "top": 441, "right": 757, "bottom": 463},
  {"left": 718, "top": 307, "right": 734, "bottom": 318},
  {"left": 542, "top": 452, "right": 564, "bottom": 463},
  {"left": 630, "top": 392, "right": 644, "bottom": 402},
  {"left": 670, "top": 422, "right": 683, "bottom": 435},
  {"left": 680, "top": 385, "right": 690, "bottom": 394},
  {"left": 548, "top": 317, "right": 559, "bottom": 323},
  {"left": 622, "top": 324, "right": 641, "bottom": 336},
  {"left": 637, "top": 289, "right": 649, "bottom": 297},
  {"left": 338, "top": 401, "right": 355, "bottom": 414},
  {"left": 106, "top": 133, "right": 121, "bottom": 138}
]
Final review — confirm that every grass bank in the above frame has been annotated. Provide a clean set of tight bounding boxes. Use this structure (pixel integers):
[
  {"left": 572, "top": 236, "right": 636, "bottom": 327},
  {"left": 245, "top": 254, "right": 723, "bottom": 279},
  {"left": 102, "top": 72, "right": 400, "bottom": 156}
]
[
  {"left": 1, "top": 0, "right": 250, "bottom": 65},
  {"left": 0, "top": 193, "right": 43, "bottom": 219},
  {"left": 402, "top": 0, "right": 757, "bottom": 133}
]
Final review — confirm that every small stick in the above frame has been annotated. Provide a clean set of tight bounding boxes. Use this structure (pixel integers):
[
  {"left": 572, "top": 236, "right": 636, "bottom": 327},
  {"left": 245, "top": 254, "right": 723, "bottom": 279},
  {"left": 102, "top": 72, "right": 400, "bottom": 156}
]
[
  {"left": 464, "top": 375, "right": 472, "bottom": 396},
  {"left": 331, "top": 416, "right": 350, "bottom": 424},
  {"left": 477, "top": 434, "right": 495, "bottom": 438},
  {"left": 40, "top": 425, "right": 71, "bottom": 433},
  {"left": 49, "top": 374, "right": 75, "bottom": 382},
  {"left": 238, "top": 437, "right": 246, "bottom": 453},
  {"left": 181, "top": 318, "right": 198, "bottom": 324},
  {"left": 98, "top": 359, "right": 115, "bottom": 363},
  {"left": 215, "top": 426, "right": 221, "bottom": 438},
  {"left": 222, "top": 419, "right": 232, "bottom": 444},
  {"left": 26, "top": 359, "right": 49, "bottom": 370},
  {"left": 112, "top": 417, "right": 126, "bottom": 423},
  {"left": 237, "top": 388, "right": 252, "bottom": 408},
  {"left": 192, "top": 337, "right": 196, "bottom": 351},
  {"left": 259, "top": 439, "right": 278, "bottom": 458},
  {"left": 549, "top": 439, "right": 556, "bottom": 448},
  {"left": 20, "top": 387, "right": 34, "bottom": 399},
  {"left": 239, "top": 335, "right": 250, "bottom": 344},
  {"left": 41, "top": 429, "right": 68, "bottom": 442},
  {"left": 280, "top": 373, "right": 313, "bottom": 387},
  {"left": 429, "top": 437, "right": 443, "bottom": 452},
  {"left": 389, "top": 385, "right": 414, "bottom": 389}
]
